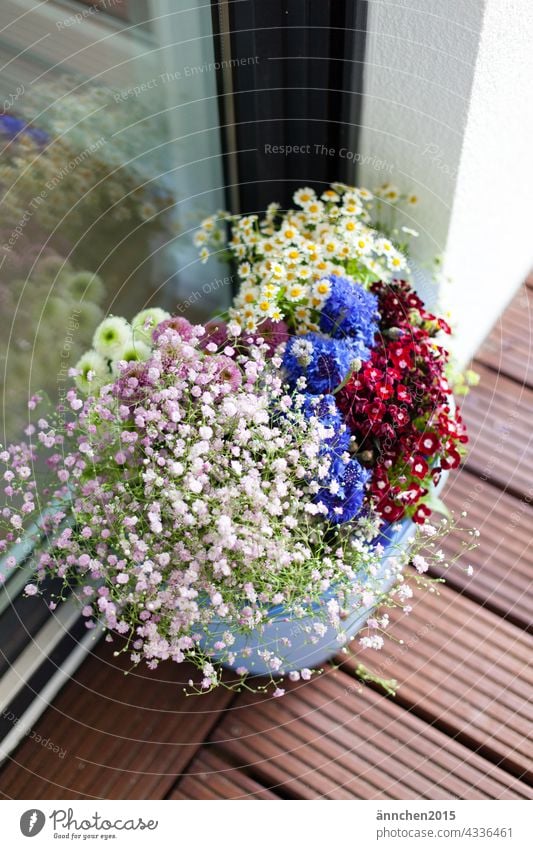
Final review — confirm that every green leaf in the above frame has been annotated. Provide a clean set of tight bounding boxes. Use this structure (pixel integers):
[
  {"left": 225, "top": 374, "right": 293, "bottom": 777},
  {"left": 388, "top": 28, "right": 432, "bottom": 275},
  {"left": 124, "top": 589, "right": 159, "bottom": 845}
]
[{"left": 419, "top": 491, "right": 451, "bottom": 519}]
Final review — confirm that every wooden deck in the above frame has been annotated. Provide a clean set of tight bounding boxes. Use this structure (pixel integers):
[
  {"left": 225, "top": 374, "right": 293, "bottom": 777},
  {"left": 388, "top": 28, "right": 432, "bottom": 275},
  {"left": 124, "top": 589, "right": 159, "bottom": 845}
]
[{"left": 1, "top": 282, "right": 532, "bottom": 800}]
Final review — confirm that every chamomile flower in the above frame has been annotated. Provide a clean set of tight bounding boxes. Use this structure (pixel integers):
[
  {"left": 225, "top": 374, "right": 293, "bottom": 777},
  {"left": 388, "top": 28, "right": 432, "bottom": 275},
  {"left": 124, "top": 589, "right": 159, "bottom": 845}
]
[
  {"left": 286, "top": 283, "right": 307, "bottom": 302},
  {"left": 340, "top": 218, "right": 358, "bottom": 235},
  {"left": 293, "top": 187, "right": 316, "bottom": 206},
  {"left": 323, "top": 238, "right": 340, "bottom": 256},
  {"left": 200, "top": 215, "right": 216, "bottom": 231},
  {"left": 388, "top": 253, "right": 406, "bottom": 271},
  {"left": 305, "top": 200, "right": 324, "bottom": 220},
  {"left": 383, "top": 185, "right": 400, "bottom": 203},
  {"left": 312, "top": 278, "right": 332, "bottom": 300},
  {"left": 280, "top": 224, "right": 299, "bottom": 243},
  {"left": 284, "top": 246, "right": 302, "bottom": 263},
  {"left": 294, "top": 305, "right": 311, "bottom": 322},
  {"left": 331, "top": 181, "right": 349, "bottom": 194},
  {"left": 271, "top": 262, "right": 286, "bottom": 280},
  {"left": 354, "top": 235, "right": 372, "bottom": 255},
  {"left": 265, "top": 201, "right": 280, "bottom": 219},
  {"left": 257, "top": 298, "right": 273, "bottom": 315},
  {"left": 197, "top": 181, "right": 411, "bottom": 331},
  {"left": 193, "top": 231, "right": 207, "bottom": 248},
  {"left": 297, "top": 266, "right": 313, "bottom": 280},
  {"left": 376, "top": 238, "right": 394, "bottom": 255}
]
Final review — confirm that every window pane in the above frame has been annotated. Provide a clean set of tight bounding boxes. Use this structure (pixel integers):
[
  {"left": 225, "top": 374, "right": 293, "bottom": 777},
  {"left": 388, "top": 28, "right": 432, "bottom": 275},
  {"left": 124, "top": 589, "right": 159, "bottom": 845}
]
[{"left": 0, "top": 0, "right": 227, "bottom": 444}]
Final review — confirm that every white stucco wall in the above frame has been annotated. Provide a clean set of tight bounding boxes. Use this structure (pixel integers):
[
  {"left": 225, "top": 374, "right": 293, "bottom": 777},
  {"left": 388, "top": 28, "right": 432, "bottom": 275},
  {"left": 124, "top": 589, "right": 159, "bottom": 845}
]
[{"left": 357, "top": 0, "right": 533, "bottom": 364}]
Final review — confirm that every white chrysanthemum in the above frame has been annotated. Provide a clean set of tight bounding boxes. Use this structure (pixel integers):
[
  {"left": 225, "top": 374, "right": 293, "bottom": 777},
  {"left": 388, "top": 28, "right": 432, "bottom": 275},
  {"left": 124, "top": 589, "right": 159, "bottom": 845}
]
[
  {"left": 93, "top": 316, "right": 132, "bottom": 356},
  {"left": 112, "top": 340, "right": 152, "bottom": 373},
  {"left": 131, "top": 308, "right": 171, "bottom": 343},
  {"left": 74, "top": 350, "right": 109, "bottom": 394},
  {"left": 65, "top": 271, "right": 105, "bottom": 304}
]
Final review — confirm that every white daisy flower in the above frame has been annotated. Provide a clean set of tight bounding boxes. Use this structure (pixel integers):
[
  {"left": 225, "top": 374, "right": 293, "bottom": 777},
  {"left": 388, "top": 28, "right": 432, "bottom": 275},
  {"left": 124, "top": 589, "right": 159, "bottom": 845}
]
[
  {"left": 193, "top": 230, "right": 208, "bottom": 246},
  {"left": 388, "top": 253, "right": 406, "bottom": 271},
  {"left": 376, "top": 238, "right": 394, "bottom": 255},
  {"left": 321, "top": 188, "right": 340, "bottom": 203},
  {"left": 304, "top": 199, "right": 324, "bottom": 220},
  {"left": 312, "top": 278, "right": 332, "bottom": 300},
  {"left": 286, "top": 283, "right": 307, "bottom": 302},
  {"left": 293, "top": 187, "right": 316, "bottom": 207},
  {"left": 383, "top": 185, "right": 400, "bottom": 202}
]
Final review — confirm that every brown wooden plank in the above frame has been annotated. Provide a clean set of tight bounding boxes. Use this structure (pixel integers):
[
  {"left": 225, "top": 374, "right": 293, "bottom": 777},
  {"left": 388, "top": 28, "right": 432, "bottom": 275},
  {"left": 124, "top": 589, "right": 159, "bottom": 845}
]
[
  {"left": 436, "top": 470, "right": 533, "bottom": 630},
  {"left": 0, "top": 640, "right": 234, "bottom": 800},
  {"left": 459, "top": 363, "right": 533, "bottom": 497},
  {"left": 169, "top": 749, "right": 279, "bottom": 800},
  {"left": 340, "top": 574, "right": 533, "bottom": 782},
  {"left": 477, "top": 286, "right": 533, "bottom": 387},
  {"left": 209, "top": 669, "right": 531, "bottom": 799}
]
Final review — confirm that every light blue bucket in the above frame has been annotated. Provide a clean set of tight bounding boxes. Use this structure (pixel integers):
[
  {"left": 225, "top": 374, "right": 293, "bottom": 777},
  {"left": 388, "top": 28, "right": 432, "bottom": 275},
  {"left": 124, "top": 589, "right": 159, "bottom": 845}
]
[{"left": 203, "top": 515, "right": 417, "bottom": 677}]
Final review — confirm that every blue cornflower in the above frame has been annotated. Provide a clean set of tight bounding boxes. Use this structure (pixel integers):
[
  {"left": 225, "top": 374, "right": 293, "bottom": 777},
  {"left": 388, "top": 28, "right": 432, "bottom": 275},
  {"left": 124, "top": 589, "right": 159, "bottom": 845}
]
[
  {"left": 283, "top": 333, "right": 355, "bottom": 394},
  {"left": 319, "top": 275, "right": 380, "bottom": 353},
  {"left": 316, "top": 455, "right": 370, "bottom": 525},
  {"left": 299, "top": 391, "right": 368, "bottom": 524},
  {"left": 0, "top": 115, "right": 48, "bottom": 146},
  {"left": 300, "top": 393, "right": 350, "bottom": 453}
]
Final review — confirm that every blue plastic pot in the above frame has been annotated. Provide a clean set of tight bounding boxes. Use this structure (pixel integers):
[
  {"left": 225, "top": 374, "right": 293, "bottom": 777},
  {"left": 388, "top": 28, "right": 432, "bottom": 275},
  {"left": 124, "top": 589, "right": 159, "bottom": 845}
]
[{"left": 203, "top": 516, "right": 418, "bottom": 677}]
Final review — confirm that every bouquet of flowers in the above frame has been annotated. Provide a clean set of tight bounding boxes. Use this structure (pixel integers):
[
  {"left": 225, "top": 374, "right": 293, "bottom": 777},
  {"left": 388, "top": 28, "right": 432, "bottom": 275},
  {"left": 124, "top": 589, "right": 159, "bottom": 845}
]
[
  {"left": 0, "top": 183, "right": 474, "bottom": 695},
  {"left": 196, "top": 183, "right": 468, "bottom": 525}
]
